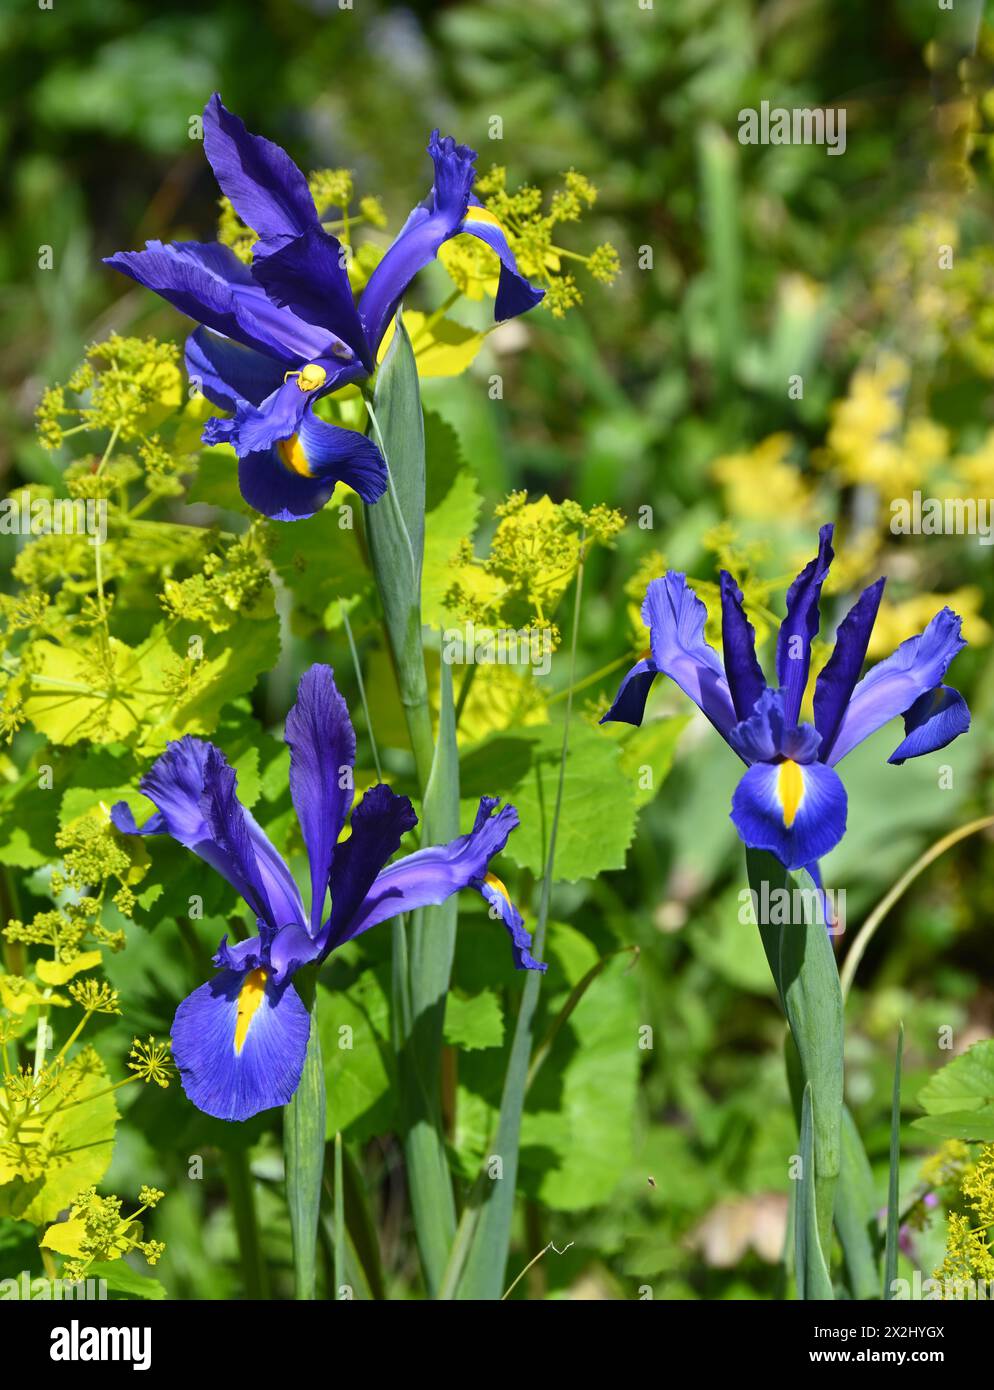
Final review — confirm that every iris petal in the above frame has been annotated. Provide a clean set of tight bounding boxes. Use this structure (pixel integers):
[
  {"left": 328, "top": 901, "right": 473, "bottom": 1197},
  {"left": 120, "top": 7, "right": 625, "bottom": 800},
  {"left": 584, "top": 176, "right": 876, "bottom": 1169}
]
[
  {"left": 827, "top": 608, "right": 967, "bottom": 765},
  {"left": 185, "top": 327, "right": 286, "bottom": 412},
  {"left": 719, "top": 571, "right": 767, "bottom": 721},
  {"left": 358, "top": 130, "right": 478, "bottom": 354},
  {"left": 329, "top": 796, "right": 542, "bottom": 971},
  {"left": 110, "top": 736, "right": 304, "bottom": 931},
  {"left": 459, "top": 204, "right": 545, "bottom": 320},
  {"left": 251, "top": 226, "right": 370, "bottom": 367},
  {"left": 202, "top": 93, "right": 317, "bottom": 254},
  {"left": 598, "top": 656, "right": 658, "bottom": 726},
  {"left": 887, "top": 685, "right": 971, "bottom": 765},
  {"left": 730, "top": 758, "right": 848, "bottom": 870},
  {"left": 641, "top": 574, "right": 738, "bottom": 738},
  {"left": 284, "top": 665, "right": 356, "bottom": 932},
  {"left": 775, "top": 524, "right": 834, "bottom": 726},
  {"left": 813, "top": 577, "right": 886, "bottom": 760},
  {"left": 171, "top": 968, "right": 310, "bottom": 1122}
]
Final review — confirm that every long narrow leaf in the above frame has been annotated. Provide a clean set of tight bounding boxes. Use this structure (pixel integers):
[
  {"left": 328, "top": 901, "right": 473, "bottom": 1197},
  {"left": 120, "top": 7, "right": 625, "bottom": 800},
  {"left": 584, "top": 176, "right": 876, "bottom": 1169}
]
[
  {"left": 884, "top": 1022, "right": 905, "bottom": 1299},
  {"left": 796, "top": 1083, "right": 834, "bottom": 1300}
]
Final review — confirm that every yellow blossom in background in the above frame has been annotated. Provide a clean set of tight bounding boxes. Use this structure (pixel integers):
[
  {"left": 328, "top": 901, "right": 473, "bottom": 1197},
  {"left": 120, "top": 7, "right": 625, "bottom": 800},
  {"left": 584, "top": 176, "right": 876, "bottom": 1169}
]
[
  {"left": 867, "top": 587, "right": 990, "bottom": 657},
  {"left": 712, "top": 433, "right": 811, "bottom": 524},
  {"left": 952, "top": 429, "right": 994, "bottom": 497},
  {"left": 825, "top": 355, "right": 915, "bottom": 494}
]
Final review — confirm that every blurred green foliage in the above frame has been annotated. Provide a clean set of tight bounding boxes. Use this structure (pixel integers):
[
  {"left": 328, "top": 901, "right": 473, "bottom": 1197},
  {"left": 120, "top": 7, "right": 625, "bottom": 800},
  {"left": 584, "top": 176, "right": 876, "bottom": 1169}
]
[{"left": 2, "top": 0, "right": 994, "bottom": 1300}]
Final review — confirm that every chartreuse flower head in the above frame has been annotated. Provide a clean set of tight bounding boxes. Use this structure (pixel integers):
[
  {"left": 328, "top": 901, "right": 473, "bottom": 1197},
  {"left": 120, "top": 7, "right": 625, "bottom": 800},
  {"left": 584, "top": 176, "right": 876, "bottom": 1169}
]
[
  {"left": 104, "top": 95, "right": 544, "bottom": 523},
  {"left": 111, "top": 664, "right": 542, "bottom": 1121},
  {"left": 603, "top": 524, "right": 970, "bottom": 870}
]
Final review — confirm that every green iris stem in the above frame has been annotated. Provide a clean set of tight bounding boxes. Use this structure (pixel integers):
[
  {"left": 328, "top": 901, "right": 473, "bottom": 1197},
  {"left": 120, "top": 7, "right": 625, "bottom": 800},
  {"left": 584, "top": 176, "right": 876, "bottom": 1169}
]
[{"left": 284, "top": 987, "right": 326, "bottom": 1301}]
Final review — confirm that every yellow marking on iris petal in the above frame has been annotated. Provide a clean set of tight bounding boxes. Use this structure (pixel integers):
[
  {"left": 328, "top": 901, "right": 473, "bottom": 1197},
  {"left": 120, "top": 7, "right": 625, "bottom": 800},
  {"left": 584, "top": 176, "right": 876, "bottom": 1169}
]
[
  {"left": 234, "top": 969, "right": 267, "bottom": 1054},
  {"left": 777, "top": 759, "right": 805, "bottom": 829},
  {"left": 484, "top": 872, "right": 511, "bottom": 905},
  {"left": 464, "top": 205, "right": 503, "bottom": 229},
  {"left": 278, "top": 433, "right": 313, "bottom": 477}
]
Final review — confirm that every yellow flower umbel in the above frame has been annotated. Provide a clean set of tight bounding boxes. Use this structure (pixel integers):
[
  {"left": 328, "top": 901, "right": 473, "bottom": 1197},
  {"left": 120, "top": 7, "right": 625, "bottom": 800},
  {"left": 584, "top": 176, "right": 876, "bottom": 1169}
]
[{"left": 936, "top": 1143, "right": 994, "bottom": 1285}]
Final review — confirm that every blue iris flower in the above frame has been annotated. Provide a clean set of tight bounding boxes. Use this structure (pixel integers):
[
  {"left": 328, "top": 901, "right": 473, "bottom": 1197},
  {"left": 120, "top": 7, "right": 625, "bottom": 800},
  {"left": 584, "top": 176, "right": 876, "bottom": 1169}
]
[
  {"left": 105, "top": 94, "right": 544, "bottom": 522},
  {"left": 602, "top": 524, "right": 971, "bottom": 871},
  {"left": 111, "top": 664, "right": 544, "bottom": 1121}
]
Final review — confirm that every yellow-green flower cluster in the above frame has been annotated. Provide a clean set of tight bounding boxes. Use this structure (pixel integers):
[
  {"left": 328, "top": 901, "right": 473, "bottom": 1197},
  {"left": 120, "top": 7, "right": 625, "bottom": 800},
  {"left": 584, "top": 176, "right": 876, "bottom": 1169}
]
[
  {"left": 935, "top": 1143, "right": 994, "bottom": 1284},
  {"left": 36, "top": 335, "right": 183, "bottom": 449},
  {"left": 44, "top": 1184, "right": 167, "bottom": 1284},
  {"left": 445, "top": 492, "right": 624, "bottom": 644},
  {"left": 441, "top": 165, "right": 620, "bottom": 317}
]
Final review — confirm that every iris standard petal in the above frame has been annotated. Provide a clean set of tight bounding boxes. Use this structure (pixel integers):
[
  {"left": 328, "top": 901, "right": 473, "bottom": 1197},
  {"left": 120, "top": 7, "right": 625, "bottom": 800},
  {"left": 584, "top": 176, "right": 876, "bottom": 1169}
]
[
  {"left": 887, "top": 685, "right": 971, "bottom": 765},
  {"left": 284, "top": 664, "right": 356, "bottom": 932},
  {"left": 719, "top": 571, "right": 767, "bottom": 721},
  {"left": 185, "top": 327, "right": 287, "bottom": 412},
  {"left": 642, "top": 574, "right": 738, "bottom": 738},
  {"left": 325, "top": 784, "right": 419, "bottom": 946},
  {"left": 171, "top": 967, "right": 311, "bottom": 1121},
  {"left": 111, "top": 736, "right": 305, "bottom": 932},
  {"left": 826, "top": 607, "right": 967, "bottom": 766},
  {"left": 459, "top": 203, "right": 545, "bottom": 320},
  {"left": 203, "top": 93, "right": 318, "bottom": 254},
  {"left": 251, "top": 226, "right": 370, "bottom": 367},
  {"left": 812, "top": 576, "right": 886, "bottom": 761},
  {"left": 358, "top": 130, "right": 477, "bottom": 354},
  {"left": 598, "top": 656, "right": 659, "bottom": 726},
  {"left": 330, "top": 797, "right": 539, "bottom": 974},
  {"left": 775, "top": 523, "right": 834, "bottom": 726},
  {"left": 730, "top": 757, "right": 848, "bottom": 871}
]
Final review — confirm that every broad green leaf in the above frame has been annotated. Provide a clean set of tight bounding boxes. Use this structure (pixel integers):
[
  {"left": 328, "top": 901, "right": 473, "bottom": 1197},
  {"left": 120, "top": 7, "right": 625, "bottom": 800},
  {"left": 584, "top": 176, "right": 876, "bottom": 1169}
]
[
  {"left": 615, "top": 715, "right": 689, "bottom": 807},
  {"left": 317, "top": 969, "right": 396, "bottom": 1143},
  {"left": 913, "top": 1040, "right": 994, "bottom": 1141},
  {"left": 444, "top": 989, "right": 505, "bottom": 1051},
  {"left": 503, "top": 722, "right": 638, "bottom": 882},
  {"left": 422, "top": 469, "right": 482, "bottom": 627},
  {"left": 87, "top": 1260, "right": 168, "bottom": 1300},
  {"left": 2, "top": 1047, "right": 118, "bottom": 1226}
]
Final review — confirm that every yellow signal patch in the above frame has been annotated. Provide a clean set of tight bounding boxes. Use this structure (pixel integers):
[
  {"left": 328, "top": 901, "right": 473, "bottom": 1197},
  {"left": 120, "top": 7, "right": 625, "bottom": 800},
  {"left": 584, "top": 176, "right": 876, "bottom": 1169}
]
[
  {"left": 234, "top": 969, "right": 267, "bottom": 1054},
  {"left": 277, "top": 434, "right": 313, "bottom": 478},
  {"left": 777, "top": 759, "right": 805, "bottom": 829}
]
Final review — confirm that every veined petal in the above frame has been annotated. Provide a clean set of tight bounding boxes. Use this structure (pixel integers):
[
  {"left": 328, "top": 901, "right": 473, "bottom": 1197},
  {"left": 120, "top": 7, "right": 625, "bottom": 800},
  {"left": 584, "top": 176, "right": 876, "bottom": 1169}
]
[
  {"left": 171, "top": 967, "right": 310, "bottom": 1121},
  {"left": 641, "top": 574, "right": 738, "bottom": 738},
  {"left": 813, "top": 577, "right": 886, "bottom": 761},
  {"left": 284, "top": 665, "right": 356, "bottom": 932},
  {"left": 599, "top": 656, "right": 658, "bottom": 726},
  {"left": 727, "top": 688, "right": 821, "bottom": 766},
  {"left": 478, "top": 873, "right": 546, "bottom": 971},
  {"left": 887, "top": 685, "right": 971, "bottom": 765},
  {"left": 105, "top": 240, "right": 334, "bottom": 364},
  {"left": 203, "top": 93, "right": 317, "bottom": 251},
  {"left": 329, "top": 796, "right": 538, "bottom": 974},
  {"left": 775, "top": 524, "right": 834, "bottom": 726},
  {"left": 110, "top": 736, "right": 304, "bottom": 932},
  {"left": 730, "top": 758, "right": 847, "bottom": 871},
  {"left": 251, "top": 226, "right": 370, "bottom": 368},
  {"left": 719, "top": 571, "right": 767, "bottom": 721},
  {"left": 185, "top": 327, "right": 287, "bottom": 412},
  {"left": 459, "top": 203, "right": 545, "bottom": 320},
  {"left": 358, "top": 130, "right": 477, "bottom": 354},
  {"left": 237, "top": 407, "right": 386, "bottom": 521},
  {"left": 826, "top": 607, "right": 967, "bottom": 765},
  {"left": 326, "top": 784, "right": 419, "bottom": 946}
]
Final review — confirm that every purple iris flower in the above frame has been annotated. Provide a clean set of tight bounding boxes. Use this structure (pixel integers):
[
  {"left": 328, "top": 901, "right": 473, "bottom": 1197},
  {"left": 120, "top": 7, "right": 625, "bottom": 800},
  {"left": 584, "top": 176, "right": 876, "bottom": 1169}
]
[
  {"left": 602, "top": 524, "right": 971, "bottom": 871},
  {"left": 111, "top": 664, "right": 544, "bottom": 1121},
  {"left": 104, "top": 94, "right": 544, "bottom": 523}
]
